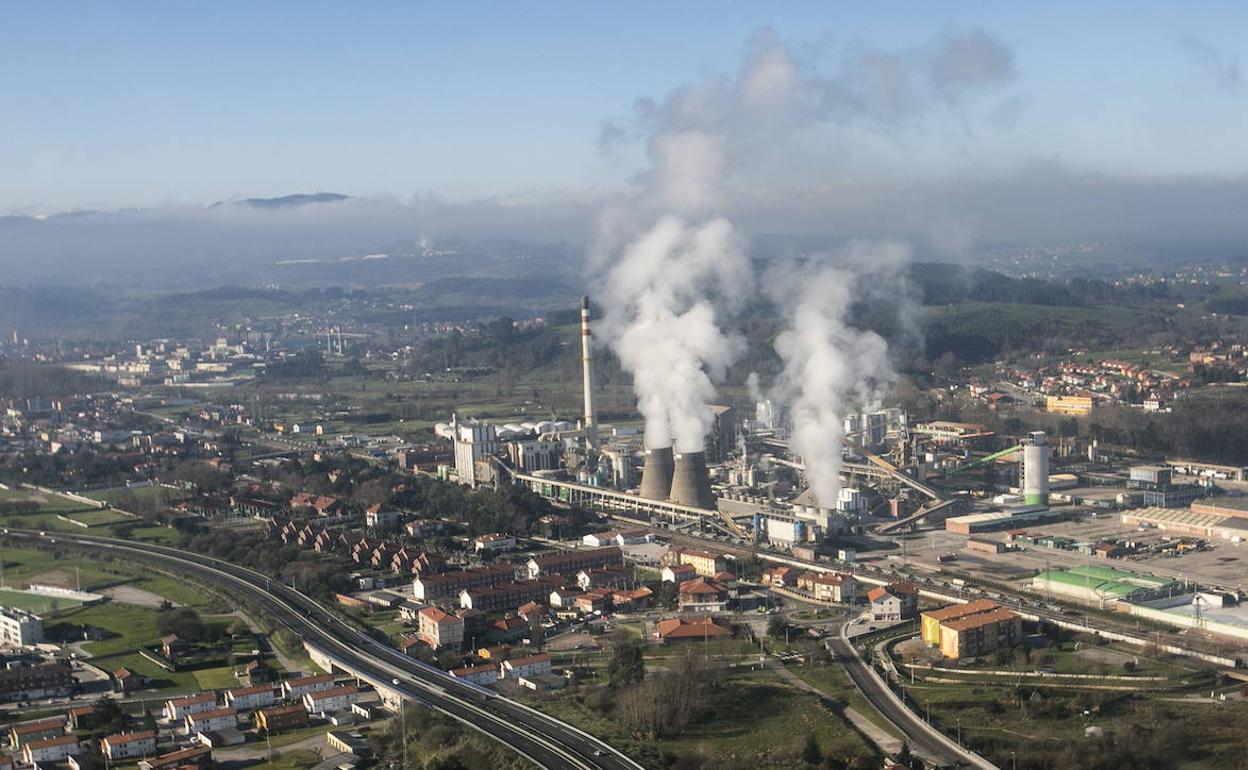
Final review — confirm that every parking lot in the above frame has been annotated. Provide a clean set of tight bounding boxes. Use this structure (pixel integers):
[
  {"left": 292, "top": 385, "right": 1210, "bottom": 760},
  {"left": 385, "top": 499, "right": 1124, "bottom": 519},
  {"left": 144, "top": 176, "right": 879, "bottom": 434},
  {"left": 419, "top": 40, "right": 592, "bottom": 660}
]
[{"left": 895, "top": 511, "right": 1248, "bottom": 591}]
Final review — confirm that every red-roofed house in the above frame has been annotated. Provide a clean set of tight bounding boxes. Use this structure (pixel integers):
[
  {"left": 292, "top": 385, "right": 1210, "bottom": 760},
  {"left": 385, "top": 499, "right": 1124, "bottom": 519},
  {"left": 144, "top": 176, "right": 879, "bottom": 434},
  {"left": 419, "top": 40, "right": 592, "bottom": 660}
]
[
  {"left": 677, "top": 577, "right": 730, "bottom": 612},
  {"left": 656, "top": 616, "right": 732, "bottom": 641},
  {"left": 417, "top": 606, "right": 465, "bottom": 650},
  {"left": 867, "top": 582, "right": 919, "bottom": 621},
  {"left": 100, "top": 731, "right": 157, "bottom": 761},
  {"left": 500, "top": 654, "right": 551, "bottom": 679}
]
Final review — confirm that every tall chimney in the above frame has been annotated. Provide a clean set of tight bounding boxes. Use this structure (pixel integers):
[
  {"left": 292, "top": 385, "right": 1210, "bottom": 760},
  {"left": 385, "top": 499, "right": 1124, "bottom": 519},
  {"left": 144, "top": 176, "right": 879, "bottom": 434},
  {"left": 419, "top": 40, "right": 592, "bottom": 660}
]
[
  {"left": 639, "top": 446, "right": 674, "bottom": 501},
  {"left": 580, "top": 296, "right": 598, "bottom": 449},
  {"left": 669, "top": 450, "right": 715, "bottom": 509}
]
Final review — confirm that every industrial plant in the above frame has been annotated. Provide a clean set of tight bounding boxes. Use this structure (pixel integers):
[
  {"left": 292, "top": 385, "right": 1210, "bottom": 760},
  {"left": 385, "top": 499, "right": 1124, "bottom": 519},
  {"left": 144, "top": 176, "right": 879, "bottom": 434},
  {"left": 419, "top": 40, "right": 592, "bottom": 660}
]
[{"left": 429, "top": 295, "right": 1076, "bottom": 557}]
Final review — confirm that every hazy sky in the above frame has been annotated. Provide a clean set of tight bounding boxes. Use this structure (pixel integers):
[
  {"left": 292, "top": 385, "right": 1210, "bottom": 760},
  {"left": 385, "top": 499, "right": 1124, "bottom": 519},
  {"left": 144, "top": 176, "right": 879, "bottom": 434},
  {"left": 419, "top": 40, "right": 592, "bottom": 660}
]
[{"left": 4, "top": 2, "right": 1246, "bottom": 211}]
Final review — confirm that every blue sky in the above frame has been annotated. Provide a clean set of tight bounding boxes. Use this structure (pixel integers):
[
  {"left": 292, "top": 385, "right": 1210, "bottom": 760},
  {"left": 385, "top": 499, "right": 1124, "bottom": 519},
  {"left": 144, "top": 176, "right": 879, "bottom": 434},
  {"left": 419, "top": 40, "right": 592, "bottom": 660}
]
[{"left": 3, "top": 2, "right": 1246, "bottom": 210}]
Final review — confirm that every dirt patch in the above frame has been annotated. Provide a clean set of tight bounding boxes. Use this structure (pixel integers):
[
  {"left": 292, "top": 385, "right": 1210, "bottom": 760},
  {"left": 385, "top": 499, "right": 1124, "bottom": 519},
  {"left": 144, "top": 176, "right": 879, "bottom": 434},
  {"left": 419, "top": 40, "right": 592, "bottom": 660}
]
[
  {"left": 98, "top": 584, "right": 177, "bottom": 608},
  {"left": 1072, "top": 645, "right": 1134, "bottom": 665},
  {"left": 546, "top": 632, "right": 600, "bottom": 652},
  {"left": 26, "top": 569, "right": 78, "bottom": 588}
]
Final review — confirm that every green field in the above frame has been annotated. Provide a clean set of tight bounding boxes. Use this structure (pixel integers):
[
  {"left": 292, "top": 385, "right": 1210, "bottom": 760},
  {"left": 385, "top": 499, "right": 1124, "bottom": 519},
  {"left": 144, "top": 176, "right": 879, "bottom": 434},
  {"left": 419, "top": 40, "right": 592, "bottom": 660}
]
[
  {"left": 528, "top": 666, "right": 878, "bottom": 768},
  {"left": 85, "top": 486, "right": 176, "bottom": 508},
  {"left": 67, "top": 509, "right": 136, "bottom": 527},
  {"left": 0, "top": 588, "right": 83, "bottom": 614}
]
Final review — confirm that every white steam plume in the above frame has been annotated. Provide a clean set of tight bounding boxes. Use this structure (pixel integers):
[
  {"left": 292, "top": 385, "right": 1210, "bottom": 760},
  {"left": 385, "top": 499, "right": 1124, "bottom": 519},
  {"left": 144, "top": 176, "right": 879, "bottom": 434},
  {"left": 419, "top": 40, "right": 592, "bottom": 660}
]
[
  {"left": 598, "top": 216, "right": 750, "bottom": 450},
  {"left": 767, "top": 242, "right": 909, "bottom": 508},
  {"left": 593, "top": 28, "right": 1008, "bottom": 456}
]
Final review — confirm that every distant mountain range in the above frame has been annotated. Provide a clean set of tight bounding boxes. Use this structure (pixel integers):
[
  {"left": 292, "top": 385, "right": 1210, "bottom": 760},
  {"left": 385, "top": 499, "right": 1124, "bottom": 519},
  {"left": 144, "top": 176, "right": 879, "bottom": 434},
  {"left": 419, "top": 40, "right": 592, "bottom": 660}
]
[{"left": 210, "top": 192, "right": 350, "bottom": 209}]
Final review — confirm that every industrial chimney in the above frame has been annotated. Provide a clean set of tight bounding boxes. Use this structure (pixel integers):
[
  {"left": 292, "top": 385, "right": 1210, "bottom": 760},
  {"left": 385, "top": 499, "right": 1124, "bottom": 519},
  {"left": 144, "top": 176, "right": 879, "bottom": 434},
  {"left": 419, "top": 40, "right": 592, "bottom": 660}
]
[
  {"left": 580, "top": 296, "right": 598, "bottom": 450},
  {"left": 669, "top": 450, "right": 715, "bottom": 509},
  {"left": 639, "top": 446, "right": 675, "bottom": 501}
]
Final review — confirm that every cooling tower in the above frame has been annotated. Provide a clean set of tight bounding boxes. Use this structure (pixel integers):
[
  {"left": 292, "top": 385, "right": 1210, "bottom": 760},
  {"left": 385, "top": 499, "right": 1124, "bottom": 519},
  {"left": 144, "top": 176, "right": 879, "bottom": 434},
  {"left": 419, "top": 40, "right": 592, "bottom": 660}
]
[
  {"left": 639, "top": 446, "right": 675, "bottom": 501},
  {"left": 669, "top": 450, "right": 715, "bottom": 509}
]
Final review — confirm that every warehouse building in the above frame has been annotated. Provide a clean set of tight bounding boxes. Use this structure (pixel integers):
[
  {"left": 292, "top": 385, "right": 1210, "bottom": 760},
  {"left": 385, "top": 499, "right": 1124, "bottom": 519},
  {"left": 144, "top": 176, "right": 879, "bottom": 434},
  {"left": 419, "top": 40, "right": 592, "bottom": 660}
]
[
  {"left": 945, "top": 508, "right": 1063, "bottom": 535},
  {"left": 1032, "top": 565, "right": 1179, "bottom": 606},
  {"left": 1120, "top": 506, "right": 1228, "bottom": 538}
]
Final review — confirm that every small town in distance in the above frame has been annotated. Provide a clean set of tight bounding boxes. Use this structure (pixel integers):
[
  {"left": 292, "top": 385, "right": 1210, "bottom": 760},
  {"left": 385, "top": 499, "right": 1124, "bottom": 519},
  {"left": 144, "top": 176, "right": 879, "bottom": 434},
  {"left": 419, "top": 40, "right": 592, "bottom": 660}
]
[{"left": 6, "top": 5, "right": 1248, "bottom": 770}]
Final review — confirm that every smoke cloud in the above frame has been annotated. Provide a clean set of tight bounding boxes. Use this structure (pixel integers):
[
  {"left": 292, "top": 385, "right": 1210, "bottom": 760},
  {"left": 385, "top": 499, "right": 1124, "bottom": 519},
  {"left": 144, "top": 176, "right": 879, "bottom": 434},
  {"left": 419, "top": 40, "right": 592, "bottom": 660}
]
[
  {"left": 767, "top": 243, "right": 910, "bottom": 508},
  {"left": 592, "top": 28, "right": 1007, "bottom": 457},
  {"left": 599, "top": 216, "right": 749, "bottom": 450}
]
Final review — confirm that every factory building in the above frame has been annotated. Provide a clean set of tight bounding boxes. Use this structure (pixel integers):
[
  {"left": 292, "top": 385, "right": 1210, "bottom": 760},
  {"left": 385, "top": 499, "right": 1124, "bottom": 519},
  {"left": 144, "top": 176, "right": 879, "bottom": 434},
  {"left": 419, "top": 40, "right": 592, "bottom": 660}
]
[
  {"left": 1032, "top": 565, "right": 1179, "bottom": 606},
  {"left": 1122, "top": 464, "right": 1206, "bottom": 508},
  {"left": 944, "top": 508, "right": 1063, "bottom": 534},
  {"left": 453, "top": 418, "right": 497, "bottom": 488},
  {"left": 759, "top": 512, "right": 809, "bottom": 545},
  {"left": 705, "top": 405, "right": 735, "bottom": 463},
  {"left": 506, "top": 440, "right": 562, "bottom": 473},
  {"left": 1127, "top": 465, "right": 1173, "bottom": 490},
  {"left": 600, "top": 449, "right": 638, "bottom": 489}
]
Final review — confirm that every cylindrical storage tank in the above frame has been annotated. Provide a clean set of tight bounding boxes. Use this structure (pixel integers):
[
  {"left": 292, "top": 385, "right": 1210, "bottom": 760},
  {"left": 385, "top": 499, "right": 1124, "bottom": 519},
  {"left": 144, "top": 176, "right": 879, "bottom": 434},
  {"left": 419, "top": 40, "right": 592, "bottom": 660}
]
[
  {"left": 1023, "top": 431, "right": 1050, "bottom": 506},
  {"left": 639, "top": 446, "right": 675, "bottom": 501},
  {"left": 669, "top": 450, "right": 716, "bottom": 509}
]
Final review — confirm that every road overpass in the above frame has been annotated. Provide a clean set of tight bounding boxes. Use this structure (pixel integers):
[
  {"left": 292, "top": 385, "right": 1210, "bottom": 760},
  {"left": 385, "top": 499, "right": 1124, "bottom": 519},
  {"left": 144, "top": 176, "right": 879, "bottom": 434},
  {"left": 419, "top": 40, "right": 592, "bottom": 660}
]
[{"left": 10, "top": 531, "right": 640, "bottom": 770}]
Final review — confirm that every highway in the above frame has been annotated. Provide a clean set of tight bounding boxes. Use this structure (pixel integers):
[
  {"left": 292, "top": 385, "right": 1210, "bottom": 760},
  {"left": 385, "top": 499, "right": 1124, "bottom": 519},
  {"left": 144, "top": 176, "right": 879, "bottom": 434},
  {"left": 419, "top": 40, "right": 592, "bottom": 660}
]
[
  {"left": 828, "top": 623, "right": 996, "bottom": 769},
  {"left": 12, "top": 531, "right": 641, "bottom": 770}
]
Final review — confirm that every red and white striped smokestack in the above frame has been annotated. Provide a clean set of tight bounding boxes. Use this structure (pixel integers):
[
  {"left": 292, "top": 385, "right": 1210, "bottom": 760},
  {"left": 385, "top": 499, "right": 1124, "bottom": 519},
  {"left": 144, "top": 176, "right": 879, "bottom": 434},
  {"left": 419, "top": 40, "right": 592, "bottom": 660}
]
[{"left": 581, "top": 296, "right": 598, "bottom": 449}]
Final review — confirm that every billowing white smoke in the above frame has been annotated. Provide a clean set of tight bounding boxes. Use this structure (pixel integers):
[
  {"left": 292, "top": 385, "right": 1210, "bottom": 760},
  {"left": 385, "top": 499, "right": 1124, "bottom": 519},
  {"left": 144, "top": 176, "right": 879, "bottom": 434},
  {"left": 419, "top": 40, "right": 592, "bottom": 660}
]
[
  {"left": 599, "top": 215, "right": 750, "bottom": 450},
  {"left": 593, "top": 27, "right": 1010, "bottom": 457},
  {"left": 768, "top": 243, "right": 908, "bottom": 508}
]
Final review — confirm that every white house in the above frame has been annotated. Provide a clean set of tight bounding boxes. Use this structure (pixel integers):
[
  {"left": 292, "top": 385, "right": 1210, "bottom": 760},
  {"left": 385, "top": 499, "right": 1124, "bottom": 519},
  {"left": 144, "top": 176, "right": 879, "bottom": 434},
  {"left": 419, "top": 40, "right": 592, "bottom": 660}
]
[
  {"left": 582, "top": 530, "right": 653, "bottom": 548},
  {"left": 101, "top": 731, "right": 157, "bottom": 760},
  {"left": 548, "top": 589, "right": 582, "bottom": 609},
  {"left": 224, "top": 685, "right": 278, "bottom": 711},
  {"left": 185, "top": 708, "right": 236, "bottom": 736},
  {"left": 473, "top": 533, "right": 517, "bottom": 553},
  {"left": 660, "top": 564, "right": 697, "bottom": 583},
  {"left": 22, "top": 736, "right": 79, "bottom": 765},
  {"left": 303, "top": 685, "right": 359, "bottom": 715},
  {"left": 164, "top": 693, "right": 217, "bottom": 722},
  {"left": 500, "top": 653, "right": 552, "bottom": 680},
  {"left": 449, "top": 663, "right": 499, "bottom": 687},
  {"left": 365, "top": 507, "right": 401, "bottom": 529},
  {"left": 282, "top": 674, "right": 336, "bottom": 699}
]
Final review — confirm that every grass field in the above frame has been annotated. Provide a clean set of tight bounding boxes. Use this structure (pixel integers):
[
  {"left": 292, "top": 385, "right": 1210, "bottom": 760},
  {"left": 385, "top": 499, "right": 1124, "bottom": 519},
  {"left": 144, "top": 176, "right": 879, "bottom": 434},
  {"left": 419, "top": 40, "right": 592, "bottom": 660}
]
[
  {"left": 191, "top": 664, "right": 244, "bottom": 690},
  {"left": 528, "top": 666, "right": 878, "bottom": 768},
  {"left": 0, "top": 545, "right": 123, "bottom": 589},
  {"left": 0, "top": 588, "right": 84, "bottom": 614},
  {"left": 0, "top": 545, "right": 218, "bottom": 611},
  {"left": 67, "top": 509, "right": 136, "bottom": 527},
  {"left": 85, "top": 486, "right": 170, "bottom": 507},
  {"left": 903, "top": 673, "right": 1248, "bottom": 768}
]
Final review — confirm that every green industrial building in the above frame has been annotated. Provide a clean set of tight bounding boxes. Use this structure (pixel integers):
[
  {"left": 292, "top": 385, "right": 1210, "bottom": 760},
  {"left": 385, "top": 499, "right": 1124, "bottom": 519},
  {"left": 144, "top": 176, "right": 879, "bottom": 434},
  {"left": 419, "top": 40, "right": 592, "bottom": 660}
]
[{"left": 1032, "top": 564, "right": 1180, "bottom": 606}]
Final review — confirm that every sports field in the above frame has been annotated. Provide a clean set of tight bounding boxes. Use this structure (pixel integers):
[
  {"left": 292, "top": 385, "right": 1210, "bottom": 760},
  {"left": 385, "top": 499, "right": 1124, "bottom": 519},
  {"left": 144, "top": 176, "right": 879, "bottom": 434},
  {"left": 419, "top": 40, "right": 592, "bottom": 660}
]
[{"left": 0, "top": 587, "right": 84, "bottom": 614}]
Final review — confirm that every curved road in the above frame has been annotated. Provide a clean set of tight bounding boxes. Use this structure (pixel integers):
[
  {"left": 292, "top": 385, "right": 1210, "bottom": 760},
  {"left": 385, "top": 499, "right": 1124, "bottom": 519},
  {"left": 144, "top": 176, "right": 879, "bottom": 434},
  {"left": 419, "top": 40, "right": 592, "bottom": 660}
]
[
  {"left": 828, "top": 623, "right": 996, "bottom": 769},
  {"left": 13, "top": 531, "right": 641, "bottom": 770}
]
